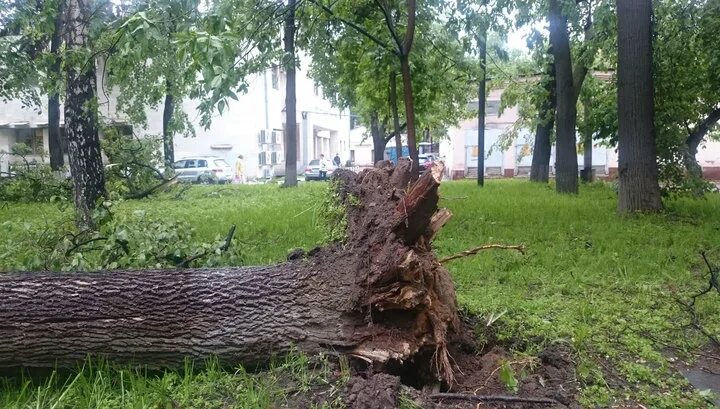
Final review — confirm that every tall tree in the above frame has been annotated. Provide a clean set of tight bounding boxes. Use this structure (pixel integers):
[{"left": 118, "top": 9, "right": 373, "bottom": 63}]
[
  {"left": 104, "top": 0, "right": 201, "bottom": 170},
  {"left": 398, "top": 0, "right": 419, "bottom": 174},
  {"left": 283, "top": 0, "right": 297, "bottom": 187},
  {"left": 616, "top": 0, "right": 661, "bottom": 213},
  {"left": 389, "top": 71, "right": 403, "bottom": 159},
  {"left": 64, "top": 0, "right": 106, "bottom": 225},
  {"left": 476, "top": 26, "right": 487, "bottom": 186},
  {"left": 548, "top": 0, "right": 578, "bottom": 194},
  {"left": 580, "top": 91, "right": 593, "bottom": 182},
  {"left": 303, "top": 1, "right": 471, "bottom": 170},
  {"left": 48, "top": 2, "right": 64, "bottom": 171},
  {"left": 530, "top": 59, "right": 556, "bottom": 183},
  {"left": 450, "top": 0, "right": 512, "bottom": 186}
]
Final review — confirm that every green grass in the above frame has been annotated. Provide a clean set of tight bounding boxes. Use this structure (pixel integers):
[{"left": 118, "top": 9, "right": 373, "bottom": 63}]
[{"left": 1, "top": 180, "right": 719, "bottom": 407}]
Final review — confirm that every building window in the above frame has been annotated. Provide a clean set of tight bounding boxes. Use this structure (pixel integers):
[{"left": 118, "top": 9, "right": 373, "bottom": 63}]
[
  {"left": 349, "top": 113, "right": 358, "bottom": 130},
  {"left": 350, "top": 150, "right": 355, "bottom": 162},
  {"left": 14, "top": 128, "right": 44, "bottom": 154},
  {"left": 314, "top": 84, "right": 319, "bottom": 96},
  {"left": 271, "top": 65, "right": 279, "bottom": 90},
  {"left": 258, "top": 152, "right": 267, "bottom": 165}
]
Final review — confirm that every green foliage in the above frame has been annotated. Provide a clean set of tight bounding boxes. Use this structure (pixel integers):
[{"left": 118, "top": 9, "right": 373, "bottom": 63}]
[
  {"left": 101, "top": 127, "right": 167, "bottom": 200},
  {"left": 498, "top": 360, "right": 519, "bottom": 393},
  {"left": 301, "top": 0, "right": 474, "bottom": 141},
  {"left": 0, "top": 200, "right": 244, "bottom": 272},
  {"left": 174, "top": 0, "right": 283, "bottom": 128},
  {"left": 318, "top": 180, "right": 349, "bottom": 243},
  {"left": 0, "top": 144, "right": 72, "bottom": 202}
]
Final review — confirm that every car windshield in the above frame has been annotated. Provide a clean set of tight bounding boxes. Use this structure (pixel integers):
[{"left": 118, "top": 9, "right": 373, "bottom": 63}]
[
  {"left": 309, "top": 160, "right": 320, "bottom": 166},
  {"left": 214, "top": 159, "right": 229, "bottom": 167}
]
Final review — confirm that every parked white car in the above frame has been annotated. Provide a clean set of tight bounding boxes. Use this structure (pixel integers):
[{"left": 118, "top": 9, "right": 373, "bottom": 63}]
[{"left": 173, "top": 156, "right": 233, "bottom": 184}]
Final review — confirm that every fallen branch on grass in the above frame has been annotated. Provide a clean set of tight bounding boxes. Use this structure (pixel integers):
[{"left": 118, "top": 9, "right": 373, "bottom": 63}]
[
  {"left": 430, "top": 393, "right": 557, "bottom": 405},
  {"left": 177, "top": 224, "right": 236, "bottom": 268},
  {"left": 126, "top": 177, "right": 178, "bottom": 200},
  {"left": 439, "top": 244, "right": 528, "bottom": 263},
  {"left": 675, "top": 251, "right": 720, "bottom": 348},
  {"left": 172, "top": 184, "right": 192, "bottom": 200}
]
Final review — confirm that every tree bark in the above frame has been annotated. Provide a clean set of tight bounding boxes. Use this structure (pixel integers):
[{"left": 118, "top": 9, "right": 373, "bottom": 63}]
[
  {"left": 370, "top": 112, "right": 387, "bottom": 163},
  {"left": 64, "top": 0, "right": 106, "bottom": 227},
  {"left": 399, "top": 0, "right": 418, "bottom": 177},
  {"left": 0, "top": 161, "right": 460, "bottom": 383},
  {"left": 549, "top": 0, "right": 579, "bottom": 194},
  {"left": 530, "top": 60, "right": 556, "bottom": 183},
  {"left": 684, "top": 106, "right": 720, "bottom": 179},
  {"left": 580, "top": 94, "right": 593, "bottom": 182},
  {"left": 616, "top": 0, "right": 662, "bottom": 213},
  {"left": 283, "top": 0, "right": 298, "bottom": 187},
  {"left": 162, "top": 83, "right": 175, "bottom": 171},
  {"left": 48, "top": 3, "right": 64, "bottom": 171},
  {"left": 477, "top": 28, "right": 487, "bottom": 187},
  {"left": 389, "top": 71, "right": 403, "bottom": 161}
]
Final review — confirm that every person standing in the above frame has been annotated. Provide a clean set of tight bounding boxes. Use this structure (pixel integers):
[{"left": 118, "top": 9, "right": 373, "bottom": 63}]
[
  {"left": 333, "top": 153, "right": 341, "bottom": 168},
  {"left": 319, "top": 154, "right": 328, "bottom": 180},
  {"left": 235, "top": 155, "right": 246, "bottom": 184}
]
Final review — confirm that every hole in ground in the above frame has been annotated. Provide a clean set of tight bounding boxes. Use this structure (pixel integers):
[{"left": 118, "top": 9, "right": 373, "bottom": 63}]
[{"left": 383, "top": 349, "right": 448, "bottom": 390}]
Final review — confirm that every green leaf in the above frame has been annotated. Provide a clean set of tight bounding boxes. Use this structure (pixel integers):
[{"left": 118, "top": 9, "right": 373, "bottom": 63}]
[{"left": 499, "top": 361, "right": 518, "bottom": 393}]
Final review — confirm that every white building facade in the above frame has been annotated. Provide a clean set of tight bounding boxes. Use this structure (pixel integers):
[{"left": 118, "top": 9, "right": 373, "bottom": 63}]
[{"left": 0, "top": 57, "right": 351, "bottom": 180}]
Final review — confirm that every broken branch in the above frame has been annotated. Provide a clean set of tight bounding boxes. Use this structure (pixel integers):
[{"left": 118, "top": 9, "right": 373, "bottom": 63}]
[
  {"left": 440, "top": 244, "right": 527, "bottom": 263},
  {"left": 430, "top": 393, "right": 557, "bottom": 405}
]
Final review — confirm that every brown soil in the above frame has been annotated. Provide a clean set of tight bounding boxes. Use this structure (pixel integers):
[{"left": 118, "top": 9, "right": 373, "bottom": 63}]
[{"left": 278, "top": 334, "right": 579, "bottom": 409}]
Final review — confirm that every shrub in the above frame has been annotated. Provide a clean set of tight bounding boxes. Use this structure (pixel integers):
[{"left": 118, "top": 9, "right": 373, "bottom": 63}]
[{"left": 0, "top": 144, "right": 72, "bottom": 202}]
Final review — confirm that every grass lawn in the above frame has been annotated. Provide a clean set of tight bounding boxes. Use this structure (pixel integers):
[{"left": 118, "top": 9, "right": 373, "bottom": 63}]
[{"left": 1, "top": 179, "right": 719, "bottom": 408}]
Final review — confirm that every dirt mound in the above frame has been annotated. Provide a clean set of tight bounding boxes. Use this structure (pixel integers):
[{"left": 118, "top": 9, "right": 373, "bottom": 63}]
[
  {"left": 278, "top": 340, "right": 579, "bottom": 408},
  {"left": 344, "top": 373, "right": 402, "bottom": 409},
  {"left": 428, "top": 343, "right": 579, "bottom": 409}
]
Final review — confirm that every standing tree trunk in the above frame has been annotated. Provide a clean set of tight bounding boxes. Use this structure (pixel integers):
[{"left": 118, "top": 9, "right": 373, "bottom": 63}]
[
  {"left": 400, "top": 55, "right": 417, "bottom": 175},
  {"left": 616, "top": 0, "right": 662, "bottom": 213},
  {"left": 684, "top": 106, "right": 720, "bottom": 179},
  {"left": 0, "top": 161, "right": 460, "bottom": 383},
  {"left": 370, "top": 112, "right": 387, "bottom": 163},
  {"left": 284, "top": 0, "right": 298, "bottom": 187},
  {"left": 48, "top": 4, "right": 64, "bottom": 171},
  {"left": 476, "top": 27, "right": 487, "bottom": 187},
  {"left": 580, "top": 94, "right": 593, "bottom": 182},
  {"left": 549, "top": 0, "right": 578, "bottom": 194},
  {"left": 389, "top": 71, "right": 403, "bottom": 161},
  {"left": 162, "top": 82, "right": 175, "bottom": 171},
  {"left": 64, "top": 0, "right": 106, "bottom": 227},
  {"left": 530, "top": 62, "right": 556, "bottom": 183},
  {"left": 399, "top": 0, "right": 418, "bottom": 177}
]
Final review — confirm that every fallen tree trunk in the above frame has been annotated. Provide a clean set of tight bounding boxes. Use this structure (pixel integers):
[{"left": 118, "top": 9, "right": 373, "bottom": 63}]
[{"left": 0, "top": 160, "right": 460, "bottom": 381}]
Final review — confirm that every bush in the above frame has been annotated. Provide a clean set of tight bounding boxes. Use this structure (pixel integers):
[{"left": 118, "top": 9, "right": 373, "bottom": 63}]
[
  {"left": 101, "top": 129, "right": 168, "bottom": 200},
  {"left": 0, "top": 144, "right": 72, "bottom": 202}
]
